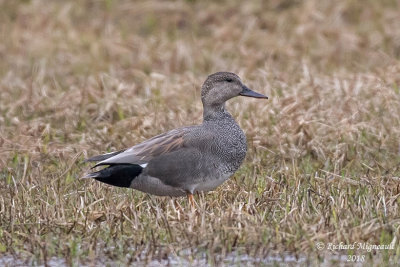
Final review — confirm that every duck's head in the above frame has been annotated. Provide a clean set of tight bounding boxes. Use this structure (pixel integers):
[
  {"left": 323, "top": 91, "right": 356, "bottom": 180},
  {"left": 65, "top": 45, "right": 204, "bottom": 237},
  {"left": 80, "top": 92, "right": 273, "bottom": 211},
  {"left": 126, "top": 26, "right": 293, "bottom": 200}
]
[{"left": 201, "top": 72, "right": 268, "bottom": 107}]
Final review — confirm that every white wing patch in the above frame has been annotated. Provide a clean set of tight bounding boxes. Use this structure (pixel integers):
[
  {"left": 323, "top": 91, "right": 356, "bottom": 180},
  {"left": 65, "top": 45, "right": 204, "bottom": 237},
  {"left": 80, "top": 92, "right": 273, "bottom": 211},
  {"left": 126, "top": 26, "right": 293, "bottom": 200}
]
[
  {"left": 140, "top": 163, "right": 148, "bottom": 168},
  {"left": 103, "top": 151, "right": 117, "bottom": 155}
]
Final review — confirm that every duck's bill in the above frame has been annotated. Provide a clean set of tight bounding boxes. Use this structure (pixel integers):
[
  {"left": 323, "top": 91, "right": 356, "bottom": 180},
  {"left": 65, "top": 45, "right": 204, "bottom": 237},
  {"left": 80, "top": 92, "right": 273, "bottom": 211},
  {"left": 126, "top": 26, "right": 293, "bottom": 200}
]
[{"left": 240, "top": 85, "right": 268, "bottom": 99}]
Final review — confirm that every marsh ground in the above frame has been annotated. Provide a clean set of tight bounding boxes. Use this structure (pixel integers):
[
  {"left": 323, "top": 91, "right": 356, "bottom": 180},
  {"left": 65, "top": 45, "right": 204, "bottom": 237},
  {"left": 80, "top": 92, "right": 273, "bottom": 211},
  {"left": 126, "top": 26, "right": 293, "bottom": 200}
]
[{"left": 1, "top": 0, "right": 400, "bottom": 265}]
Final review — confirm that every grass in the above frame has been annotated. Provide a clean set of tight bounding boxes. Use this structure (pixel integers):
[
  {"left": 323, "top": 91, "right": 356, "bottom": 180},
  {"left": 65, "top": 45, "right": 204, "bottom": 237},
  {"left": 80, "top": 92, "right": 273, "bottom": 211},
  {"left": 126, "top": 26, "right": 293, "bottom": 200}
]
[{"left": 1, "top": 0, "right": 400, "bottom": 265}]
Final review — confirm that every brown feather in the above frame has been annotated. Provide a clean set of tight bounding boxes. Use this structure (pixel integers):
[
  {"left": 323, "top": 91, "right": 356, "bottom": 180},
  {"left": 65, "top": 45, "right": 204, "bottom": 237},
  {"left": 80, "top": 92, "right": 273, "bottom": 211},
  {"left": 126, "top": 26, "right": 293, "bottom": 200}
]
[{"left": 94, "top": 127, "right": 190, "bottom": 166}]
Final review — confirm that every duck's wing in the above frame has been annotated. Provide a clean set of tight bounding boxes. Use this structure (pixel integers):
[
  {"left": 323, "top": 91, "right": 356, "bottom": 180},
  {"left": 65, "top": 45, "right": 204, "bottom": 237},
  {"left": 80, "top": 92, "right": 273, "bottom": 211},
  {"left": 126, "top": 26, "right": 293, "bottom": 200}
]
[
  {"left": 85, "top": 150, "right": 126, "bottom": 162},
  {"left": 88, "top": 127, "right": 192, "bottom": 168}
]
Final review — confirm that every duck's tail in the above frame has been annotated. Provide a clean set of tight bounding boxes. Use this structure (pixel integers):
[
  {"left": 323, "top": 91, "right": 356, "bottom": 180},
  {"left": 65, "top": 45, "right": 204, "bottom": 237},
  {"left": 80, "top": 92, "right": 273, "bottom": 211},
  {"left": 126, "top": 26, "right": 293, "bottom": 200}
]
[{"left": 83, "top": 164, "right": 143, "bottom": 188}]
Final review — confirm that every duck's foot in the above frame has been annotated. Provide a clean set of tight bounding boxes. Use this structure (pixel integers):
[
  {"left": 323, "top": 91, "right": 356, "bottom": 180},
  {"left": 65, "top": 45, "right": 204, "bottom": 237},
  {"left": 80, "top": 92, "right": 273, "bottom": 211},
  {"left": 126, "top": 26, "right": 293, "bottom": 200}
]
[{"left": 187, "top": 193, "right": 196, "bottom": 210}]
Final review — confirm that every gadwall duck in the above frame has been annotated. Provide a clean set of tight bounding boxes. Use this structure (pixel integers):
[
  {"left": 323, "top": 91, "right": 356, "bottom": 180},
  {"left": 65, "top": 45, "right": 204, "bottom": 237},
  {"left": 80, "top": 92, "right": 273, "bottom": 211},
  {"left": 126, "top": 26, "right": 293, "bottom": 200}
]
[{"left": 84, "top": 72, "right": 268, "bottom": 206}]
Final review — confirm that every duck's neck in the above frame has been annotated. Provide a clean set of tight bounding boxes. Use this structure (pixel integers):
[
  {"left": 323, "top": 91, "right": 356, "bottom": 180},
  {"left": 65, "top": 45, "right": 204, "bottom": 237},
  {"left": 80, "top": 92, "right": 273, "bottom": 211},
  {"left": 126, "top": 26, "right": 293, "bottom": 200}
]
[{"left": 203, "top": 103, "right": 231, "bottom": 122}]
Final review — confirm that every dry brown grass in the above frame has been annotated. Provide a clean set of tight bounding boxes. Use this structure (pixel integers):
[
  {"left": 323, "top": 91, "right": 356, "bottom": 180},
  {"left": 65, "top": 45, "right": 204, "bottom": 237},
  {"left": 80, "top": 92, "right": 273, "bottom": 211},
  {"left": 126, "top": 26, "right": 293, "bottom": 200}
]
[{"left": 1, "top": 0, "right": 400, "bottom": 265}]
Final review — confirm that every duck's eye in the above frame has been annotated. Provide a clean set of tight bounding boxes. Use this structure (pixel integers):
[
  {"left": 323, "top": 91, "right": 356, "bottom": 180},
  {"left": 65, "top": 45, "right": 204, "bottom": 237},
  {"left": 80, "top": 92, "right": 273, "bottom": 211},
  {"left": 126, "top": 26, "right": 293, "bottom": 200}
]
[{"left": 226, "top": 78, "right": 233, "bottom": 82}]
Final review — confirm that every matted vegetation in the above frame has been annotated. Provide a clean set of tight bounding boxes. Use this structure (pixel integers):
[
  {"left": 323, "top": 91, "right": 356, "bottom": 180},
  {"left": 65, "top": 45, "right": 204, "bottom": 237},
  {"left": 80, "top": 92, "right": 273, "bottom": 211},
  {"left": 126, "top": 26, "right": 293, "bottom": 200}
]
[{"left": 1, "top": 0, "right": 400, "bottom": 265}]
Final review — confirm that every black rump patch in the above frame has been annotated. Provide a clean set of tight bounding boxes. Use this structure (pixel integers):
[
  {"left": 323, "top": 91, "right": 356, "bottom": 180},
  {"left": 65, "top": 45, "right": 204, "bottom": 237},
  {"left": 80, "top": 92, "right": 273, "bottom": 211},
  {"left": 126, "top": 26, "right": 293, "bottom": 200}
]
[{"left": 88, "top": 164, "right": 143, "bottom": 188}]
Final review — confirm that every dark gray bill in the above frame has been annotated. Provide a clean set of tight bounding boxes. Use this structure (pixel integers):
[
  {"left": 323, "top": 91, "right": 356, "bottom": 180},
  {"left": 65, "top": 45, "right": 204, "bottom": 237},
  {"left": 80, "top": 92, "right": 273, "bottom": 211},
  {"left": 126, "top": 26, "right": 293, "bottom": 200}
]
[{"left": 239, "top": 85, "right": 268, "bottom": 99}]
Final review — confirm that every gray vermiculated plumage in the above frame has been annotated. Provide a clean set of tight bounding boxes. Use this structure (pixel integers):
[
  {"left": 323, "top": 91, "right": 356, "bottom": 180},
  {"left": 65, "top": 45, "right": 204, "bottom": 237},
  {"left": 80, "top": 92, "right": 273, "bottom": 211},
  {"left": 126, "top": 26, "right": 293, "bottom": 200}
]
[{"left": 84, "top": 72, "right": 267, "bottom": 197}]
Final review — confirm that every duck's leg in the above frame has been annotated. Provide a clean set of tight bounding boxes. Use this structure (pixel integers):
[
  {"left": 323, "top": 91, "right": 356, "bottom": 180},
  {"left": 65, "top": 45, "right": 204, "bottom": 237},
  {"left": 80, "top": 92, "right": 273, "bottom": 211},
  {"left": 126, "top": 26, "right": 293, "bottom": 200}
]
[{"left": 187, "top": 193, "right": 195, "bottom": 209}]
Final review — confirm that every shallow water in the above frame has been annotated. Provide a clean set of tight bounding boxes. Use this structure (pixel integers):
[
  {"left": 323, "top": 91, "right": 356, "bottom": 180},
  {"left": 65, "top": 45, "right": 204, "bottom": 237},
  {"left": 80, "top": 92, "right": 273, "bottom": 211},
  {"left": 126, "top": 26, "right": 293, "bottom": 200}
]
[
  {"left": 2, "top": 248, "right": 394, "bottom": 266},
  {"left": 0, "top": 254, "right": 305, "bottom": 266},
  {"left": 0, "top": 252, "right": 366, "bottom": 266}
]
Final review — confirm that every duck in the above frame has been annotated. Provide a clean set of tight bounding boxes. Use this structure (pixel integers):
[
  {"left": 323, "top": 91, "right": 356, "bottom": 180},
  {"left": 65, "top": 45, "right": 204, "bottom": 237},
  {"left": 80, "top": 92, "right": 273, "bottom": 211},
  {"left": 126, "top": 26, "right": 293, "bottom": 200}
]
[{"left": 84, "top": 72, "right": 268, "bottom": 207}]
